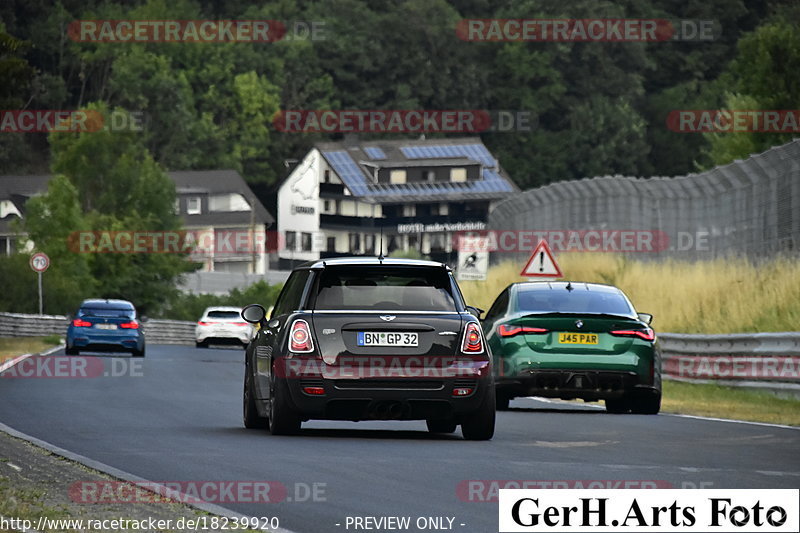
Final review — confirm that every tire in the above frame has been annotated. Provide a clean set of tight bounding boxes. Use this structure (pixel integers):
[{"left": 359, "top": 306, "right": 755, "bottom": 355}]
[
  {"left": 132, "top": 347, "right": 145, "bottom": 358},
  {"left": 65, "top": 346, "right": 79, "bottom": 356},
  {"left": 631, "top": 391, "right": 661, "bottom": 415},
  {"left": 605, "top": 396, "right": 631, "bottom": 414},
  {"left": 426, "top": 418, "right": 457, "bottom": 433},
  {"left": 496, "top": 392, "right": 511, "bottom": 411},
  {"left": 268, "top": 373, "right": 301, "bottom": 435},
  {"left": 461, "top": 388, "right": 496, "bottom": 441},
  {"left": 195, "top": 340, "right": 207, "bottom": 348},
  {"left": 243, "top": 365, "right": 269, "bottom": 429}
]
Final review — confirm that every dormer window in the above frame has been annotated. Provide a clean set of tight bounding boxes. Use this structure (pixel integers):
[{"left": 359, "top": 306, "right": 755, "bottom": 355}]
[{"left": 187, "top": 197, "right": 201, "bottom": 215}]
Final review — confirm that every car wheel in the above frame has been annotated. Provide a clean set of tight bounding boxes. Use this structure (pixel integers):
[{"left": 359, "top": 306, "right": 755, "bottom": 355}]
[
  {"left": 426, "top": 418, "right": 457, "bottom": 433},
  {"left": 243, "top": 365, "right": 269, "bottom": 429},
  {"left": 605, "top": 396, "right": 631, "bottom": 414},
  {"left": 131, "top": 347, "right": 145, "bottom": 357},
  {"left": 461, "top": 387, "right": 496, "bottom": 441},
  {"left": 65, "top": 346, "right": 79, "bottom": 356},
  {"left": 195, "top": 340, "right": 207, "bottom": 348},
  {"left": 630, "top": 391, "right": 661, "bottom": 415},
  {"left": 268, "top": 373, "right": 301, "bottom": 436},
  {"left": 496, "top": 392, "right": 511, "bottom": 411}
]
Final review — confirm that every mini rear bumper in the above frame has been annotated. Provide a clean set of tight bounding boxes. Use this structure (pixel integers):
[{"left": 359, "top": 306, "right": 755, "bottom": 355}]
[{"left": 280, "top": 375, "right": 492, "bottom": 421}]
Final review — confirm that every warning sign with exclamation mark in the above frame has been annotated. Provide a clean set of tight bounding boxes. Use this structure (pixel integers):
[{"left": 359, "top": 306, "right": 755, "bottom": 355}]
[{"left": 520, "top": 239, "right": 562, "bottom": 278}]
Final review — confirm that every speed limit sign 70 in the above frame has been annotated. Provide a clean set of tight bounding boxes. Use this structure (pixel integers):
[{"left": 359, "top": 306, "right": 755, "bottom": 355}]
[{"left": 30, "top": 252, "right": 50, "bottom": 273}]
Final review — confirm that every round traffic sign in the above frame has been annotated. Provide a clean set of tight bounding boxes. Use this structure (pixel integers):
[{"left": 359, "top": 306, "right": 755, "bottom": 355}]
[{"left": 30, "top": 252, "right": 50, "bottom": 273}]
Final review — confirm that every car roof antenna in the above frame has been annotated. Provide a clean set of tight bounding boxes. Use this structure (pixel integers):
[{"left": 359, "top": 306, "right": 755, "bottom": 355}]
[
  {"left": 378, "top": 226, "right": 384, "bottom": 262},
  {"left": 565, "top": 282, "right": 573, "bottom": 291}
]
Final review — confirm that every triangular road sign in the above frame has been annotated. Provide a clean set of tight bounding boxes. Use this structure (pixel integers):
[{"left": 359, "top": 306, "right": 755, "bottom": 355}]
[{"left": 520, "top": 239, "right": 562, "bottom": 277}]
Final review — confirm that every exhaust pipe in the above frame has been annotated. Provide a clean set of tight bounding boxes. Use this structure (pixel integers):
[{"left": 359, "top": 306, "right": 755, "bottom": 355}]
[{"left": 387, "top": 403, "right": 405, "bottom": 419}]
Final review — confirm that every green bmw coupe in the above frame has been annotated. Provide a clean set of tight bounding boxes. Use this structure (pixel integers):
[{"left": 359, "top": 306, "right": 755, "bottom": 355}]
[{"left": 483, "top": 281, "right": 661, "bottom": 414}]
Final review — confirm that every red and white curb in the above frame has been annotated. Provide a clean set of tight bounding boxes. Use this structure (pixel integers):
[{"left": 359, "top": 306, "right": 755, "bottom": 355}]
[{"left": 0, "top": 344, "right": 63, "bottom": 375}]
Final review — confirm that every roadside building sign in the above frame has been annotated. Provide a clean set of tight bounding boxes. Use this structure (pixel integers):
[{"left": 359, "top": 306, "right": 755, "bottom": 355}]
[{"left": 457, "top": 235, "right": 489, "bottom": 281}]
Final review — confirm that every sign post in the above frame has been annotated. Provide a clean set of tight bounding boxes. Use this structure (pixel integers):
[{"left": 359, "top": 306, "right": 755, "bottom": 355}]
[
  {"left": 520, "top": 239, "right": 562, "bottom": 278},
  {"left": 30, "top": 252, "right": 50, "bottom": 315}
]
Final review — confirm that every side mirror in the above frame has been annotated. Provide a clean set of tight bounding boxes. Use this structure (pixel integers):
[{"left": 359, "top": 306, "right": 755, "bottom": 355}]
[
  {"left": 466, "top": 305, "right": 484, "bottom": 319},
  {"left": 242, "top": 304, "right": 267, "bottom": 325},
  {"left": 637, "top": 312, "right": 653, "bottom": 325}
]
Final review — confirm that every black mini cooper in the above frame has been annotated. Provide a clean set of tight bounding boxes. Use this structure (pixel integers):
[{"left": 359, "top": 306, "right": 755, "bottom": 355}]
[{"left": 241, "top": 257, "right": 495, "bottom": 440}]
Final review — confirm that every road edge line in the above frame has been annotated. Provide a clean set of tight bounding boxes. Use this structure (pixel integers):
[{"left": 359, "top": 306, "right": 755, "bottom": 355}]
[
  {"left": 0, "top": 345, "right": 63, "bottom": 374},
  {"left": 0, "top": 422, "right": 301, "bottom": 533}
]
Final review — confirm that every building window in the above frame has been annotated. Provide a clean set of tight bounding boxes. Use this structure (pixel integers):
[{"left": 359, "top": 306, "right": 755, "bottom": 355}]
[
  {"left": 364, "top": 234, "right": 375, "bottom": 255},
  {"left": 173, "top": 199, "right": 180, "bottom": 215},
  {"left": 429, "top": 233, "right": 446, "bottom": 253},
  {"left": 348, "top": 233, "right": 361, "bottom": 253},
  {"left": 323, "top": 169, "right": 331, "bottom": 183},
  {"left": 429, "top": 204, "right": 439, "bottom": 216},
  {"left": 301, "top": 232, "right": 312, "bottom": 252},
  {"left": 187, "top": 197, "right": 202, "bottom": 215},
  {"left": 390, "top": 170, "right": 407, "bottom": 184},
  {"left": 402, "top": 204, "right": 416, "bottom": 217},
  {"left": 285, "top": 231, "right": 297, "bottom": 251},
  {"left": 440, "top": 203, "right": 449, "bottom": 216},
  {"left": 327, "top": 236, "right": 336, "bottom": 252},
  {"left": 450, "top": 168, "right": 467, "bottom": 182},
  {"left": 425, "top": 170, "right": 436, "bottom": 182}
]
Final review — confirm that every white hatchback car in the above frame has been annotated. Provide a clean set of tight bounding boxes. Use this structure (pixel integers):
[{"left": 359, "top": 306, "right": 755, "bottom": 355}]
[{"left": 195, "top": 306, "right": 254, "bottom": 348}]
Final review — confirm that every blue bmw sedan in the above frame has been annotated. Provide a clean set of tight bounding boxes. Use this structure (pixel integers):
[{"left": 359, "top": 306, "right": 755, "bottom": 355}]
[{"left": 66, "top": 299, "right": 145, "bottom": 357}]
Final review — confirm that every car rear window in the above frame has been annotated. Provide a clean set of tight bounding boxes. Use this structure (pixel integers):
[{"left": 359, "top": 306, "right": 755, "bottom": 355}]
[
  {"left": 207, "top": 311, "right": 242, "bottom": 319},
  {"left": 516, "top": 288, "right": 635, "bottom": 316},
  {"left": 79, "top": 307, "right": 134, "bottom": 318},
  {"left": 315, "top": 266, "right": 456, "bottom": 311}
]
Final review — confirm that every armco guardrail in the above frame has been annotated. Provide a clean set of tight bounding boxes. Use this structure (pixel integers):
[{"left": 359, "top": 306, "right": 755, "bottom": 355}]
[
  {"left": 659, "top": 332, "right": 800, "bottom": 384},
  {"left": 2, "top": 312, "right": 799, "bottom": 383},
  {"left": 0, "top": 312, "right": 196, "bottom": 345}
]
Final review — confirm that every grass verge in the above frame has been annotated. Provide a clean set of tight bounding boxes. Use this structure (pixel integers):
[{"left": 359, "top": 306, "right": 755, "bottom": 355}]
[
  {"left": 0, "top": 336, "right": 61, "bottom": 363},
  {"left": 662, "top": 380, "right": 800, "bottom": 425}
]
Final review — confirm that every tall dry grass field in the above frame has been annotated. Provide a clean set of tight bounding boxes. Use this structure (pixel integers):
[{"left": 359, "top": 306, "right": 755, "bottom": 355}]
[{"left": 459, "top": 254, "right": 800, "bottom": 333}]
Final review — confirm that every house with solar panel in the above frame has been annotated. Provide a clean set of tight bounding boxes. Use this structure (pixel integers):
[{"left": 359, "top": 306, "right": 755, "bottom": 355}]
[{"left": 276, "top": 137, "right": 518, "bottom": 267}]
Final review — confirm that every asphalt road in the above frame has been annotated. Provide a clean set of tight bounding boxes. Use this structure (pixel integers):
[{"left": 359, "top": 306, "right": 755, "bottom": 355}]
[{"left": 1, "top": 345, "right": 798, "bottom": 533}]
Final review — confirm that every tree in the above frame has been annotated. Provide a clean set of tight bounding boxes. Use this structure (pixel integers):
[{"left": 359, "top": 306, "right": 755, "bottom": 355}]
[
  {"left": 703, "top": 16, "right": 800, "bottom": 166},
  {"left": 42, "top": 102, "right": 194, "bottom": 314}
]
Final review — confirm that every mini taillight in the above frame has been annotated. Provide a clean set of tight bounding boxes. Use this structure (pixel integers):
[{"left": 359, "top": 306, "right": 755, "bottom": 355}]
[
  {"left": 461, "top": 322, "right": 484, "bottom": 354},
  {"left": 452, "top": 387, "right": 473, "bottom": 396},
  {"left": 610, "top": 328, "right": 655, "bottom": 341},
  {"left": 119, "top": 321, "right": 139, "bottom": 329},
  {"left": 289, "top": 319, "right": 314, "bottom": 353},
  {"left": 72, "top": 319, "right": 92, "bottom": 327},
  {"left": 498, "top": 324, "right": 548, "bottom": 337}
]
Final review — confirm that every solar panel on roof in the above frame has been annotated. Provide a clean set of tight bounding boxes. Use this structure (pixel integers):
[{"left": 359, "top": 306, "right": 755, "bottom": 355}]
[
  {"left": 363, "top": 147, "right": 387, "bottom": 160},
  {"left": 321, "top": 147, "right": 513, "bottom": 199},
  {"left": 400, "top": 144, "right": 497, "bottom": 168}
]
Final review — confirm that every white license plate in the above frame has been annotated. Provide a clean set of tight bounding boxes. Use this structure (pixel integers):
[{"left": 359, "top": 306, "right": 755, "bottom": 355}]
[
  {"left": 95, "top": 324, "right": 117, "bottom": 330},
  {"left": 357, "top": 332, "right": 418, "bottom": 347}
]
